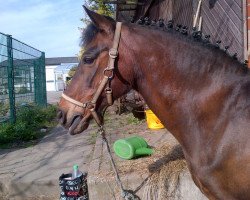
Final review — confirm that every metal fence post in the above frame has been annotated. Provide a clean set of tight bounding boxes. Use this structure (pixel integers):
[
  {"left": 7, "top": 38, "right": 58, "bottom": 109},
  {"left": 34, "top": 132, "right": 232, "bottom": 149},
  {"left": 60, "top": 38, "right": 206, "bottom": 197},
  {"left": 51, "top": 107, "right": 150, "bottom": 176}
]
[
  {"left": 29, "top": 68, "right": 32, "bottom": 92},
  {"left": 41, "top": 52, "right": 47, "bottom": 106},
  {"left": 34, "top": 58, "right": 39, "bottom": 105},
  {"left": 34, "top": 52, "right": 47, "bottom": 107},
  {"left": 7, "top": 35, "right": 16, "bottom": 123}
]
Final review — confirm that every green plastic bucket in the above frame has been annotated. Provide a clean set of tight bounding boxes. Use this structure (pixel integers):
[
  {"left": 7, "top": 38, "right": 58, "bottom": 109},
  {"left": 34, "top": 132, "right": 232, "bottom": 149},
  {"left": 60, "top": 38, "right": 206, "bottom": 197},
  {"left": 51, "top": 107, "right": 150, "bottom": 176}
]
[{"left": 113, "top": 136, "right": 154, "bottom": 160}]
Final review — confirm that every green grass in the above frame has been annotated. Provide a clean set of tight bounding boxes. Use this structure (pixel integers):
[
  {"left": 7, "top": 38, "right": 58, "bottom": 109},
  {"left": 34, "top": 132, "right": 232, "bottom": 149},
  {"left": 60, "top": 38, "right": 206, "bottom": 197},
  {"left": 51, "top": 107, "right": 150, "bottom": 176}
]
[
  {"left": 87, "top": 131, "right": 98, "bottom": 145},
  {"left": 0, "top": 102, "right": 10, "bottom": 117},
  {"left": 0, "top": 104, "right": 57, "bottom": 148},
  {"left": 126, "top": 114, "right": 144, "bottom": 125}
]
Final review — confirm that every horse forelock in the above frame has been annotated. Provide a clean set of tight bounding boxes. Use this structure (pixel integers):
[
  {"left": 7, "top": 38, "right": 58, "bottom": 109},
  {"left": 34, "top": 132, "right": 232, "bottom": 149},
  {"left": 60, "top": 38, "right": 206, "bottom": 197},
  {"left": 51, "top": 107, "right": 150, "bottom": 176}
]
[
  {"left": 81, "top": 16, "right": 115, "bottom": 48},
  {"left": 81, "top": 23, "right": 99, "bottom": 48}
]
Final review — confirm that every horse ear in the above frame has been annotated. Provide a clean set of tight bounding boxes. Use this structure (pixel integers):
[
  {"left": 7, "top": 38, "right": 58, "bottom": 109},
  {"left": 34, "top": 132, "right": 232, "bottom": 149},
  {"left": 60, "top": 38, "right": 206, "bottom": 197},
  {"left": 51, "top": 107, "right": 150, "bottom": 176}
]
[{"left": 83, "top": 5, "right": 114, "bottom": 33}]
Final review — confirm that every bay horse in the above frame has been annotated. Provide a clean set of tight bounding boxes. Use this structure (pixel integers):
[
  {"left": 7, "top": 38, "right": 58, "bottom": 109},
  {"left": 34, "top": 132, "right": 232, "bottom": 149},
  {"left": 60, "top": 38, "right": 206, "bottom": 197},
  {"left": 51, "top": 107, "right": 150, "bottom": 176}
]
[{"left": 58, "top": 7, "right": 250, "bottom": 200}]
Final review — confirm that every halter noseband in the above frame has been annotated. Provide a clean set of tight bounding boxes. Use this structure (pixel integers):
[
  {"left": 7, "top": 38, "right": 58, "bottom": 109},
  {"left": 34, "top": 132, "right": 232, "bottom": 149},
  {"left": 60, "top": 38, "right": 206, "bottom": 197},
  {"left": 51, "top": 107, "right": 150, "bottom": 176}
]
[{"left": 61, "top": 22, "right": 122, "bottom": 126}]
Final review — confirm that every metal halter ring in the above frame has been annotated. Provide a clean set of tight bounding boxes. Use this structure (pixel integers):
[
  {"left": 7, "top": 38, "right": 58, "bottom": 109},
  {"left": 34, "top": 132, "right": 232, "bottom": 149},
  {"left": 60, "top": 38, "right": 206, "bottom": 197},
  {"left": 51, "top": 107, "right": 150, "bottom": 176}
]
[
  {"left": 103, "top": 68, "right": 114, "bottom": 79},
  {"left": 109, "top": 48, "right": 118, "bottom": 59},
  {"left": 87, "top": 102, "right": 95, "bottom": 110},
  {"left": 82, "top": 103, "right": 87, "bottom": 108}
]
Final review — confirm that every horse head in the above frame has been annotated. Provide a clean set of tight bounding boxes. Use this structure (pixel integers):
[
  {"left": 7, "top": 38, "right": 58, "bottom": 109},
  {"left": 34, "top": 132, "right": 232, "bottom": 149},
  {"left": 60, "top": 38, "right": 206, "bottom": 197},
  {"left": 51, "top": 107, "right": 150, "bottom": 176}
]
[{"left": 58, "top": 7, "right": 134, "bottom": 135}]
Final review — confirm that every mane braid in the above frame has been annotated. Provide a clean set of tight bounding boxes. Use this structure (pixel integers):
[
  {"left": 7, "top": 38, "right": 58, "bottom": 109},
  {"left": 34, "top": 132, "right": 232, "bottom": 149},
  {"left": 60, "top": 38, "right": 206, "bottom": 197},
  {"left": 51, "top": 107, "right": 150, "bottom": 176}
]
[
  {"left": 80, "top": 17, "right": 248, "bottom": 74},
  {"left": 128, "top": 22, "right": 249, "bottom": 73}
]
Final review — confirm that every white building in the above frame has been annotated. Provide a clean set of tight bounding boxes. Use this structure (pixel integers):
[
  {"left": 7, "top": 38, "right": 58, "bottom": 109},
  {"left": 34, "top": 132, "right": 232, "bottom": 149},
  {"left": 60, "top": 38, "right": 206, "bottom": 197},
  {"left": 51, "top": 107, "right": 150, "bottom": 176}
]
[{"left": 45, "top": 57, "right": 78, "bottom": 91}]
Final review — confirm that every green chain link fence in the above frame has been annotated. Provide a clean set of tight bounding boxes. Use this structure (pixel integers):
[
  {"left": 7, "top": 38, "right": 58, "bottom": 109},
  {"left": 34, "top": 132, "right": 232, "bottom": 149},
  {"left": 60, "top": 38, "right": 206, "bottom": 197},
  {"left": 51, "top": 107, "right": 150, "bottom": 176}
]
[{"left": 0, "top": 32, "right": 47, "bottom": 123}]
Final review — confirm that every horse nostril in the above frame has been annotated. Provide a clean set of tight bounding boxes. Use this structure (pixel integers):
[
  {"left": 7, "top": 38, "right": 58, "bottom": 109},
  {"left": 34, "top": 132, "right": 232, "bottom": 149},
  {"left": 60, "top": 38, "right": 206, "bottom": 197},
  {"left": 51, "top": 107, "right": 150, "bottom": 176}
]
[
  {"left": 57, "top": 110, "right": 66, "bottom": 125},
  {"left": 69, "top": 115, "right": 81, "bottom": 127},
  {"left": 57, "top": 110, "right": 62, "bottom": 119}
]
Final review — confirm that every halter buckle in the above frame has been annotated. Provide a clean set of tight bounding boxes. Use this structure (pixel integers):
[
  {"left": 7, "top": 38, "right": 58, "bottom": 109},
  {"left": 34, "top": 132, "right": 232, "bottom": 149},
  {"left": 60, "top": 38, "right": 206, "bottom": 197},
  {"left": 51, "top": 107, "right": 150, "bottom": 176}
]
[{"left": 109, "top": 48, "right": 118, "bottom": 59}]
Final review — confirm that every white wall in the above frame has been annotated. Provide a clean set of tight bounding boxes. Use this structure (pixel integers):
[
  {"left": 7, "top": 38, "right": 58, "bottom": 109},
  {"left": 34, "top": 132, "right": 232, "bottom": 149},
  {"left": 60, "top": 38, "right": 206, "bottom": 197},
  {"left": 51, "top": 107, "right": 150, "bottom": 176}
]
[
  {"left": 46, "top": 63, "right": 76, "bottom": 91},
  {"left": 46, "top": 66, "right": 57, "bottom": 91}
]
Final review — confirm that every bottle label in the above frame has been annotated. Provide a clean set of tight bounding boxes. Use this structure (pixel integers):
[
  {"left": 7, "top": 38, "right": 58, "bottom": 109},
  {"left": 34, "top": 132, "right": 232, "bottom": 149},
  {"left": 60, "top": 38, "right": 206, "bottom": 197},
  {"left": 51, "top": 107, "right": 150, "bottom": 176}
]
[{"left": 59, "top": 173, "right": 88, "bottom": 200}]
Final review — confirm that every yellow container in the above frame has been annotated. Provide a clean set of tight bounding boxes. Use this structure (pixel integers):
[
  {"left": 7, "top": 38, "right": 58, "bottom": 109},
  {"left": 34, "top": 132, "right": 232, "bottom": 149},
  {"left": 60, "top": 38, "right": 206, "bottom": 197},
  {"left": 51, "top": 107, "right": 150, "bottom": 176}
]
[{"left": 145, "top": 110, "right": 164, "bottom": 130}]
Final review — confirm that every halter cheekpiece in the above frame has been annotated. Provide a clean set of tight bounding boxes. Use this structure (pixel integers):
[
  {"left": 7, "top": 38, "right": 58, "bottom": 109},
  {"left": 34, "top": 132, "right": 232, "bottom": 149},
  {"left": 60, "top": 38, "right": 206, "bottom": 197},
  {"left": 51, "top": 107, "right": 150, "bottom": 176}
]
[{"left": 61, "top": 22, "right": 122, "bottom": 126}]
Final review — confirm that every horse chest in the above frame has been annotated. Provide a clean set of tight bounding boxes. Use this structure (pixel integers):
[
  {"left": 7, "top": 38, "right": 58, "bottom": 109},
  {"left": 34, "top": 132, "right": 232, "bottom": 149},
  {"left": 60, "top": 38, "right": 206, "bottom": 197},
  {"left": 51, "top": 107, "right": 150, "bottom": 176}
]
[{"left": 187, "top": 152, "right": 250, "bottom": 199}]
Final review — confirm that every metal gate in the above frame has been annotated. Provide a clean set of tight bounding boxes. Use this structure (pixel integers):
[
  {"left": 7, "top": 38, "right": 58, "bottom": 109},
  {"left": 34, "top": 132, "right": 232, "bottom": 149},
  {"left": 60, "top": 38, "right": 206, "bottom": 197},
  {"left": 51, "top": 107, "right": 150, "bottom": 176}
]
[{"left": 0, "top": 32, "right": 47, "bottom": 123}]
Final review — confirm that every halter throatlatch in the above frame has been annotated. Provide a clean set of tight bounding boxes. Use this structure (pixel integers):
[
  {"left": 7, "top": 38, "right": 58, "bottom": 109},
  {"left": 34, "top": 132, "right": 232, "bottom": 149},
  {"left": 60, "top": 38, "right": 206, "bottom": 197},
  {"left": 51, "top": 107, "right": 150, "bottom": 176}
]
[{"left": 61, "top": 22, "right": 122, "bottom": 126}]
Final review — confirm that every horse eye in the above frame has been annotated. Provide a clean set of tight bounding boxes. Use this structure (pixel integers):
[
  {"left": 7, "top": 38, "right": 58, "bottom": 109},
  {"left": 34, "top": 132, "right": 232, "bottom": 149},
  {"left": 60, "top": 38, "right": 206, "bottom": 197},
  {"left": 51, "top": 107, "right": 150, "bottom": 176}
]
[{"left": 83, "top": 56, "right": 94, "bottom": 64}]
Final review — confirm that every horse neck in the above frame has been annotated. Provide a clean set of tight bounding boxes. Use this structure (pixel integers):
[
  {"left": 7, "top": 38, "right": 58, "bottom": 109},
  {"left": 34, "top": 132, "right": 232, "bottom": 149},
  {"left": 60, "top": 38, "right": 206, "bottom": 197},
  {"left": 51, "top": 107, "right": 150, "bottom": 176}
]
[{"left": 121, "top": 24, "right": 245, "bottom": 156}]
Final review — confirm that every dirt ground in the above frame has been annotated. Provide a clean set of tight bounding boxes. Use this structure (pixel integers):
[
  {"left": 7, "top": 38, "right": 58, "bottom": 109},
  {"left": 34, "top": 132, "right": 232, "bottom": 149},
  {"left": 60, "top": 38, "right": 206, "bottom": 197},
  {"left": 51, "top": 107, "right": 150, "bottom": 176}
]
[
  {"left": 0, "top": 92, "right": 207, "bottom": 199},
  {"left": 86, "top": 107, "right": 207, "bottom": 200}
]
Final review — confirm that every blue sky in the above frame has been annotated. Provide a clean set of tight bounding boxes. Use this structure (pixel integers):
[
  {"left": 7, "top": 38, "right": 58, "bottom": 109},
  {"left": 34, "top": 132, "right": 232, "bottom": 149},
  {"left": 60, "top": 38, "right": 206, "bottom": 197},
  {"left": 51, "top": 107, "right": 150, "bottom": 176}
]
[{"left": 0, "top": 0, "right": 87, "bottom": 58}]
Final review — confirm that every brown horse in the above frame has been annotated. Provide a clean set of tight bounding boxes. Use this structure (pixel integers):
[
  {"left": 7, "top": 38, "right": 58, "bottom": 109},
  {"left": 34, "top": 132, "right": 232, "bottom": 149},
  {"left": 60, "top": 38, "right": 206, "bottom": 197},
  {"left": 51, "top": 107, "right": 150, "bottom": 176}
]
[{"left": 58, "top": 7, "right": 250, "bottom": 200}]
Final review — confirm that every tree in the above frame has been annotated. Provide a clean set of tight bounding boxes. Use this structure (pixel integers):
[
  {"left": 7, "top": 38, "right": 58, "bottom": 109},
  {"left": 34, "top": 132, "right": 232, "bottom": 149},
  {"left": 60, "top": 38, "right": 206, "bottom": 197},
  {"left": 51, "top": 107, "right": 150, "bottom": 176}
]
[
  {"left": 66, "top": 65, "right": 78, "bottom": 85},
  {"left": 78, "top": 1, "right": 114, "bottom": 58},
  {"left": 84, "top": 0, "right": 114, "bottom": 17}
]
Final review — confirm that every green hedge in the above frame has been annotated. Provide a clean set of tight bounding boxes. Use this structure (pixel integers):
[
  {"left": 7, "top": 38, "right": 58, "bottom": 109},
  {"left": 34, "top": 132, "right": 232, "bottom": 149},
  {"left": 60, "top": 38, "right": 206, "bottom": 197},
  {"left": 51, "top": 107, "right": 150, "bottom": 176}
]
[{"left": 0, "top": 104, "right": 57, "bottom": 145}]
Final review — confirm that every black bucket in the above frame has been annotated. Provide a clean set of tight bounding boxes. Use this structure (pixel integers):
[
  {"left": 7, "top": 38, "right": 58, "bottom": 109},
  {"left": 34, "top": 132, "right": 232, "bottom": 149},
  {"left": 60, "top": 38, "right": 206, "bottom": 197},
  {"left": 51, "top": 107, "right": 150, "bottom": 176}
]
[{"left": 59, "top": 172, "right": 88, "bottom": 200}]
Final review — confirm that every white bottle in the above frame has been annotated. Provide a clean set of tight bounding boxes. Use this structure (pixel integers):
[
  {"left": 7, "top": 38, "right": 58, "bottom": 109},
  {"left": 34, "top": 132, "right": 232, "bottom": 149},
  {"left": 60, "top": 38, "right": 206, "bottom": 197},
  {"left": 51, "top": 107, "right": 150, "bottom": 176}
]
[{"left": 72, "top": 164, "right": 81, "bottom": 179}]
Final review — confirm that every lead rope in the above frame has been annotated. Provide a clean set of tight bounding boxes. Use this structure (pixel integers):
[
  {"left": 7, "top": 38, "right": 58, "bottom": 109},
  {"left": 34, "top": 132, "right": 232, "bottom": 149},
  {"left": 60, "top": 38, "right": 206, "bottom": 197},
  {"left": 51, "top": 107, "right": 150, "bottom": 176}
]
[{"left": 98, "top": 126, "right": 139, "bottom": 200}]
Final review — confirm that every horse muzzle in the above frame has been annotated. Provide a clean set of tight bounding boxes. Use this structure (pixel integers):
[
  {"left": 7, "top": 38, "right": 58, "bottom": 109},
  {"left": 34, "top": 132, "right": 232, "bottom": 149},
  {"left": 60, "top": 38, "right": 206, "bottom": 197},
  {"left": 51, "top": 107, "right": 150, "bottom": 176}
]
[{"left": 57, "top": 109, "right": 93, "bottom": 135}]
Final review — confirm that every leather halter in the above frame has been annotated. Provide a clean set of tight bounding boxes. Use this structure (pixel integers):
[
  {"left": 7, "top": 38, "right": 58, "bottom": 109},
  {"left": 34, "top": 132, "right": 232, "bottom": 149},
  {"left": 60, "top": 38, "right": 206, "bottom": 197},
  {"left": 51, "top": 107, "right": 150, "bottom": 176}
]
[{"left": 61, "top": 22, "right": 122, "bottom": 126}]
